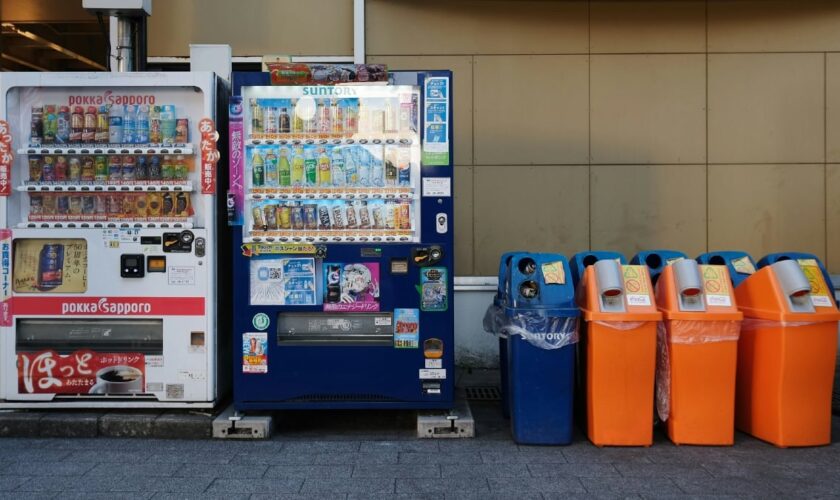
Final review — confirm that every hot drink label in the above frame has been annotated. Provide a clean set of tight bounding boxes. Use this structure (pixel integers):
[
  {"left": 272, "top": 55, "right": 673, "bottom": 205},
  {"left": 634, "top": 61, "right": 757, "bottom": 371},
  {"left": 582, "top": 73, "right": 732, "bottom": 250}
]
[{"left": 17, "top": 350, "right": 145, "bottom": 394}]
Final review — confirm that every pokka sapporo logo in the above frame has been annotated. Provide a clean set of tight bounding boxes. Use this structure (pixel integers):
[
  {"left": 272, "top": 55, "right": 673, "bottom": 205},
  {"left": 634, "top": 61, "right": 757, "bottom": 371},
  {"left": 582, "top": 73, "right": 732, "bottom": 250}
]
[
  {"left": 68, "top": 90, "right": 156, "bottom": 107},
  {"left": 61, "top": 297, "right": 153, "bottom": 315}
]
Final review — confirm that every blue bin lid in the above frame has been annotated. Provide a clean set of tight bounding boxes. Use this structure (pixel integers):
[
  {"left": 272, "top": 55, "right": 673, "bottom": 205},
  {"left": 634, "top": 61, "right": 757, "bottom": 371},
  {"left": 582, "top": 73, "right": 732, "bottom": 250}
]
[
  {"left": 569, "top": 251, "right": 627, "bottom": 288},
  {"left": 697, "top": 251, "right": 755, "bottom": 287}
]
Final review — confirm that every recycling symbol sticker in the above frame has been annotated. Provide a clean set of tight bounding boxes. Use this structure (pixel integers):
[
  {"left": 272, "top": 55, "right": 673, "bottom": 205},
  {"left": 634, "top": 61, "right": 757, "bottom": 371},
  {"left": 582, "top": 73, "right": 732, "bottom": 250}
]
[{"left": 252, "top": 313, "right": 270, "bottom": 331}]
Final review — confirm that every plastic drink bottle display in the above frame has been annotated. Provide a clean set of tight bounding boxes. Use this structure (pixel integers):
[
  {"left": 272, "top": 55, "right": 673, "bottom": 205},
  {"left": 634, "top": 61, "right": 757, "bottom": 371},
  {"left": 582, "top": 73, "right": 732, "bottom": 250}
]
[
  {"left": 41, "top": 156, "right": 55, "bottom": 181},
  {"left": 68, "top": 157, "right": 81, "bottom": 182},
  {"left": 54, "top": 156, "right": 68, "bottom": 181},
  {"left": 108, "top": 156, "right": 122, "bottom": 181},
  {"left": 371, "top": 149, "right": 384, "bottom": 187},
  {"left": 263, "top": 107, "right": 278, "bottom": 134},
  {"left": 384, "top": 150, "right": 397, "bottom": 186},
  {"left": 30, "top": 107, "right": 44, "bottom": 146},
  {"left": 161, "top": 155, "right": 175, "bottom": 180},
  {"left": 278, "top": 204, "right": 291, "bottom": 229},
  {"left": 318, "top": 100, "right": 331, "bottom": 135},
  {"left": 252, "top": 150, "right": 265, "bottom": 187},
  {"left": 291, "top": 100, "right": 304, "bottom": 136},
  {"left": 95, "top": 105, "right": 110, "bottom": 143},
  {"left": 318, "top": 205, "right": 331, "bottom": 229},
  {"left": 291, "top": 203, "right": 304, "bottom": 230},
  {"left": 94, "top": 156, "right": 108, "bottom": 181},
  {"left": 291, "top": 147, "right": 305, "bottom": 186},
  {"left": 122, "top": 156, "right": 136, "bottom": 181},
  {"left": 135, "top": 156, "right": 148, "bottom": 180},
  {"left": 397, "top": 147, "right": 411, "bottom": 186},
  {"left": 149, "top": 106, "right": 162, "bottom": 143},
  {"left": 317, "top": 148, "right": 332, "bottom": 186},
  {"left": 136, "top": 105, "right": 150, "bottom": 144},
  {"left": 278, "top": 107, "right": 291, "bottom": 134},
  {"left": 148, "top": 155, "right": 162, "bottom": 180},
  {"left": 384, "top": 99, "right": 398, "bottom": 133},
  {"left": 43, "top": 106, "right": 57, "bottom": 144},
  {"left": 358, "top": 201, "right": 371, "bottom": 228},
  {"left": 264, "top": 149, "right": 279, "bottom": 186},
  {"left": 56, "top": 106, "right": 70, "bottom": 144},
  {"left": 278, "top": 147, "right": 292, "bottom": 187},
  {"left": 83, "top": 106, "right": 97, "bottom": 143},
  {"left": 123, "top": 105, "right": 136, "bottom": 144},
  {"left": 357, "top": 149, "right": 370, "bottom": 187},
  {"left": 331, "top": 148, "right": 346, "bottom": 187},
  {"left": 345, "top": 201, "right": 357, "bottom": 228},
  {"left": 304, "top": 146, "right": 318, "bottom": 186},
  {"left": 399, "top": 201, "right": 411, "bottom": 230},
  {"left": 108, "top": 105, "right": 124, "bottom": 143},
  {"left": 69, "top": 106, "right": 83, "bottom": 143},
  {"left": 80, "top": 156, "right": 95, "bottom": 181},
  {"left": 160, "top": 105, "right": 176, "bottom": 145},
  {"left": 343, "top": 147, "right": 358, "bottom": 185},
  {"left": 174, "top": 155, "right": 188, "bottom": 181},
  {"left": 250, "top": 99, "right": 262, "bottom": 135},
  {"left": 331, "top": 101, "right": 344, "bottom": 137},
  {"left": 332, "top": 204, "right": 345, "bottom": 228},
  {"left": 264, "top": 204, "right": 278, "bottom": 229}
]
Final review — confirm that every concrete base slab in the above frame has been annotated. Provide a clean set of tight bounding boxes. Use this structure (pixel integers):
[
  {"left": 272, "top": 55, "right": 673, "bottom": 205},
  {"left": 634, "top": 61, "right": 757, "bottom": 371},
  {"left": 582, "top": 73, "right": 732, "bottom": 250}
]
[
  {"left": 212, "top": 404, "right": 272, "bottom": 439},
  {"left": 417, "top": 398, "right": 475, "bottom": 439}
]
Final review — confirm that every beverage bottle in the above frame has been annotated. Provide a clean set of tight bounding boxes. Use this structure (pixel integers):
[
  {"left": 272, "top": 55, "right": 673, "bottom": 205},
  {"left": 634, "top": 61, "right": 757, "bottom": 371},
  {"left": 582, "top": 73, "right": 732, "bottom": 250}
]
[
  {"left": 122, "top": 156, "right": 136, "bottom": 181},
  {"left": 80, "top": 156, "right": 95, "bottom": 181},
  {"left": 291, "top": 147, "right": 305, "bottom": 186},
  {"left": 135, "top": 155, "right": 148, "bottom": 180},
  {"left": 30, "top": 107, "right": 44, "bottom": 146},
  {"left": 68, "top": 157, "right": 81, "bottom": 182},
  {"left": 345, "top": 201, "right": 357, "bottom": 228},
  {"left": 251, "top": 150, "right": 265, "bottom": 187},
  {"left": 317, "top": 100, "right": 331, "bottom": 136},
  {"left": 384, "top": 200, "right": 396, "bottom": 229},
  {"left": 291, "top": 100, "right": 304, "bottom": 136},
  {"left": 384, "top": 99, "right": 397, "bottom": 133},
  {"left": 263, "top": 107, "right": 278, "bottom": 135},
  {"left": 317, "top": 147, "right": 332, "bottom": 186},
  {"left": 161, "top": 155, "right": 175, "bottom": 180},
  {"left": 278, "top": 147, "right": 292, "bottom": 187},
  {"left": 371, "top": 150, "right": 384, "bottom": 187},
  {"left": 331, "top": 101, "right": 343, "bottom": 137},
  {"left": 83, "top": 106, "right": 97, "bottom": 143},
  {"left": 174, "top": 155, "right": 188, "bottom": 181},
  {"left": 358, "top": 200, "right": 370, "bottom": 228},
  {"left": 107, "top": 156, "right": 122, "bottom": 182},
  {"left": 136, "top": 105, "right": 150, "bottom": 144},
  {"left": 326, "top": 265, "right": 341, "bottom": 303},
  {"left": 249, "top": 99, "right": 263, "bottom": 135},
  {"left": 94, "top": 155, "right": 108, "bottom": 182},
  {"left": 278, "top": 107, "right": 291, "bottom": 135},
  {"left": 149, "top": 105, "right": 162, "bottom": 143},
  {"left": 264, "top": 149, "right": 278, "bottom": 186},
  {"left": 43, "top": 105, "right": 57, "bottom": 144},
  {"left": 384, "top": 153, "right": 397, "bottom": 186},
  {"left": 54, "top": 156, "right": 68, "bottom": 182},
  {"left": 343, "top": 147, "right": 358, "bottom": 186},
  {"left": 399, "top": 99, "right": 413, "bottom": 136},
  {"left": 41, "top": 156, "right": 55, "bottom": 182},
  {"left": 303, "top": 146, "right": 318, "bottom": 186},
  {"left": 371, "top": 203, "right": 383, "bottom": 229},
  {"left": 123, "top": 105, "right": 137, "bottom": 144},
  {"left": 56, "top": 106, "right": 71, "bottom": 144},
  {"left": 357, "top": 149, "right": 370, "bottom": 187},
  {"left": 148, "top": 155, "right": 162, "bottom": 180},
  {"left": 175, "top": 118, "right": 189, "bottom": 143},
  {"left": 397, "top": 147, "right": 411, "bottom": 186},
  {"left": 331, "top": 148, "right": 345, "bottom": 187},
  {"left": 69, "top": 106, "right": 83, "bottom": 143},
  {"left": 345, "top": 101, "right": 358, "bottom": 135},
  {"left": 160, "top": 105, "right": 176, "bottom": 145},
  {"left": 108, "top": 105, "right": 124, "bottom": 143},
  {"left": 95, "top": 105, "right": 110, "bottom": 143}
]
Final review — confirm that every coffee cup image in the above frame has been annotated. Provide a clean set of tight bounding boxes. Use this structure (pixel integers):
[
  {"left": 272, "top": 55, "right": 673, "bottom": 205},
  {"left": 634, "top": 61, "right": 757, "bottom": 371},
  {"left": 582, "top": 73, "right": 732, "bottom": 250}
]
[{"left": 88, "top": 365, "right": 144, "bottom": 395}]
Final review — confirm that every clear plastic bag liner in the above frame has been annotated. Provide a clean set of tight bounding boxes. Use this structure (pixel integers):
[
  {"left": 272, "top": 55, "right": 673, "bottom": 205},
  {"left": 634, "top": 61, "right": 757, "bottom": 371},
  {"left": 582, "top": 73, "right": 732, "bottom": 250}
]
[
  {"left": 654, "top": 319, "right": 741, "bottom": 422},
  {"left": 483, "top": 303, "right": 507, "bottom": 337},
  {"left": 667, "top": 319, "right": 741, "bottom": 344},
  {"left": 740, "top": 318, "right": 821, "bottom": 331},
  {"left": 592, "top": 320, "right": 648, "bottom": 331}
]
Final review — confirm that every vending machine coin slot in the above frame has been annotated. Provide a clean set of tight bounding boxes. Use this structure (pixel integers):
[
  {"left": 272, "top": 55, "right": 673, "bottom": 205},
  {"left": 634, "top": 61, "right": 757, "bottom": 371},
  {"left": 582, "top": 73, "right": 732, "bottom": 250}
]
[
  {"left": 140, "top": 236, "right": 162, "bottom": 245},
  {"left": 120, "top": 254, "right": 145, "bottom": 278},
  {"left": 162, "top": 231, "right": 194, "bottom": 253},
  {"left": 391, "top": 258, "right": 409, "bottom": 275},
  {"left": 195, "top": 237, "right": 206, "bottom": 257}
]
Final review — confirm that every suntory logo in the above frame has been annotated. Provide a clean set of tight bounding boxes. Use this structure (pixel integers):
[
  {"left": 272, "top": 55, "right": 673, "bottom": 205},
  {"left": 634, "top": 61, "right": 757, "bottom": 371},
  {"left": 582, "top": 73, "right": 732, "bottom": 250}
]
[
  {"left": 301, "top": 86, "right": 358, "bottom": 96},
  {"left": 68, "top": 90, "right": 156, "bottom": 107}
]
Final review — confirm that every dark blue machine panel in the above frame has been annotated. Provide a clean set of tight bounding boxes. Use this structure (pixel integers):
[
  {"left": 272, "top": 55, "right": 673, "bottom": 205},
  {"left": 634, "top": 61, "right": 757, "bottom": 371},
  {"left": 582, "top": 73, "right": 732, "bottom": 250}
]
[{"left": 230, "top": 71, "right": 454, "bottom": 410}]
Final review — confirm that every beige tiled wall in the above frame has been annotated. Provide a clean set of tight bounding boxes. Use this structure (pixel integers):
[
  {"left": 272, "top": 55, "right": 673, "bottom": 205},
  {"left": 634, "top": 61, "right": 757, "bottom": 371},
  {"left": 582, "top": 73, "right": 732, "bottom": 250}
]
[{"left": 149, "top": 0, "right": 840, "bottom": 274}]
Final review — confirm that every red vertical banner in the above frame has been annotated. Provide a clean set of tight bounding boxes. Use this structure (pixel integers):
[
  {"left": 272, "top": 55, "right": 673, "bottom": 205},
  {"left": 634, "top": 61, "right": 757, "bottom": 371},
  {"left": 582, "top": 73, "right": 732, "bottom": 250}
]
[
  {"left": 0, "top": 120, "right": 12, "bottom": 196},
  {"left": 199, "top": 118, "right": 219, "bottom": 194}
]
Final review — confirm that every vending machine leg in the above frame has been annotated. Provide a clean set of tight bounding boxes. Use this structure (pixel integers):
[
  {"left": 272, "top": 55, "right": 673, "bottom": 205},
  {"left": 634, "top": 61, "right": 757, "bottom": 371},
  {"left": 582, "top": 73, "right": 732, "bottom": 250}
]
[
  {"left": 416, "top": 399, "right": 475, "bottom": 439},
  {"left": 212, "top": 404, "right": 273, "bottom": 440}
]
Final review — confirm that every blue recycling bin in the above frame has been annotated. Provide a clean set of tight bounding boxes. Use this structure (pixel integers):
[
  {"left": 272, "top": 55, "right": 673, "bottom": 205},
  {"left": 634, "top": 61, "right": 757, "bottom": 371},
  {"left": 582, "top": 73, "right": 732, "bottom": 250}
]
[
  {"left": 757, "top": 252, "right": 836, "bottom": 304},
  {"left": 504, "top": 253, "right": 579, "bottom": 445},
  {"left": 696, "top": 251, "right": 756, "bottom": 287},
  {"left": 569, "top": 251, "right": 627, "bottom": 289},
  {"left": 495, "top": 251, "right": 522, "bottom": 419},
  {"left": 630, "top": 249, "right": 688, "bottom": 285}
]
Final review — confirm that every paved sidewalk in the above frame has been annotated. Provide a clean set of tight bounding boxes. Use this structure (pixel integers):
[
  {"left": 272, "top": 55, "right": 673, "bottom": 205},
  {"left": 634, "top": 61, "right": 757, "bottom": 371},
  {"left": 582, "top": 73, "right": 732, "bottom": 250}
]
[{"left": 0, "top": 369, "right": 838, "bottom": 499}]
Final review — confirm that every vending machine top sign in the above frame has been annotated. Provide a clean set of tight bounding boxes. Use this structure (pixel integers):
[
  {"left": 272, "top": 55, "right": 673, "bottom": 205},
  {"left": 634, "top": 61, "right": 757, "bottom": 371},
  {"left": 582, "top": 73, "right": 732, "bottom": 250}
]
[{"left": 235, "top": 85, "right": 422, "bottom": 244}]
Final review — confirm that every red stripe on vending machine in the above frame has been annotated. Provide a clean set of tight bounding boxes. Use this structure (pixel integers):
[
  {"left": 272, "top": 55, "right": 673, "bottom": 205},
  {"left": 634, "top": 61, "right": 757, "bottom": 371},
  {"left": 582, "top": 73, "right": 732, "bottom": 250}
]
[{"left": 11, "top": 296, "right": 205, "bottom": 316}]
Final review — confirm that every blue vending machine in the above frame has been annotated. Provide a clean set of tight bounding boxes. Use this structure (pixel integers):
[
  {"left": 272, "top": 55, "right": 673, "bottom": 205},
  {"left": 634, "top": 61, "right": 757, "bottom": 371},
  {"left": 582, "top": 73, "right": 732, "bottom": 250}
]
[{"left": 229, "top": 70, "right": 455, "bottom": 410}]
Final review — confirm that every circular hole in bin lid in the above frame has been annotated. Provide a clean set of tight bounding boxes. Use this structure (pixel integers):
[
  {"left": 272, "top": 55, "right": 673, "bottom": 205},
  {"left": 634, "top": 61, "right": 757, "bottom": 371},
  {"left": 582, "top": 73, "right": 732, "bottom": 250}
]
[
  {"left": 518, "top": 258, "right": 537, "bottom": 275},
  {"left": 709, "top": 255, "right": 726, "bottom": 265},
  {"left": 777, "top": 256, "right": 792, "bottom": 262},
  {"left": 602, "top": 288, "right": 622, "bottom": 297},
  {"left": 582, "top": 255, "right": 599, "bottom": 266},
  {"left": 519, "top": 280, "right": 539, "bottom": 299},
  {"left": 791, "top": 289, "right": 810, "bottom": 298},
  {"left": 682, "top": 287, "right": 701, "bottom": 297},
  {"left": 645, "top": 254, "right": 663, "bottom": 269}
]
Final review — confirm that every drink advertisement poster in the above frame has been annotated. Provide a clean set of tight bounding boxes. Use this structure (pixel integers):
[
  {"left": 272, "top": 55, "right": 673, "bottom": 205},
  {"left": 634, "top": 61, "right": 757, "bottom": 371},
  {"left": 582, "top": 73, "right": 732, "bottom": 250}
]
[
  {"left": 422, "top": 76, "right": 450, "bottom": 166},
  {"left": 323, "top": 262, "right": 380, "bottom": 312},
  {"left": 421, "top": 267, "right": 448, "bottom": 312},
  {"left": 13, "top": 238, "right": 87, "bottom": 293},
  {"left": 17, "top": 350, "right": 145, "bottom": 394},
  {"left": 394, "top": 308, "right": 420, "bottom": 349},
  {"left": 242, "top": 332, "right": 268, "bottom": 374},
  {"left": 250, "top": 257, "right": 316, "bottom": 306}
]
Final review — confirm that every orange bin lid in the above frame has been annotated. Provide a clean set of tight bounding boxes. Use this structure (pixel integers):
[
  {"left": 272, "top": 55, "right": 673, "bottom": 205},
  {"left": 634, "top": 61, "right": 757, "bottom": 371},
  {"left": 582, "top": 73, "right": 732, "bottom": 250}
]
[
  {"left": 656, "top": 264, "right": 743, "bottom": 321},
  {"left": 577, "top": 264, "right": 662, "bottom": 322},
  {"left": 735, "top": 262, "right": 840, "bottom": 322}
]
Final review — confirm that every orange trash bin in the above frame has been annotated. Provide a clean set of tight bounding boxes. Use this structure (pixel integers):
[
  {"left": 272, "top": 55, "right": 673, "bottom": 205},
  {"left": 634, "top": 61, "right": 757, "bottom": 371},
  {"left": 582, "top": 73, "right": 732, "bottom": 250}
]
[
  {"left": 578, "top": 260, "right": 662, "bottom": 446},
  {"left": 656, "top": 260, "right": 742, "bottom": 445},
  {"left": 734, "top": 259, "right": 840, "bottom": 447}
]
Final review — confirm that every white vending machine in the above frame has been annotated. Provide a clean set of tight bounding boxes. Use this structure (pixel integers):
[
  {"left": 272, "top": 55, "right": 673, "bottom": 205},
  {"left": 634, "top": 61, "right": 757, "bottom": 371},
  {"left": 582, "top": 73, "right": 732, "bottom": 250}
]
[{"left": 0, "top": 72, "right": 228, "bottom": 408}]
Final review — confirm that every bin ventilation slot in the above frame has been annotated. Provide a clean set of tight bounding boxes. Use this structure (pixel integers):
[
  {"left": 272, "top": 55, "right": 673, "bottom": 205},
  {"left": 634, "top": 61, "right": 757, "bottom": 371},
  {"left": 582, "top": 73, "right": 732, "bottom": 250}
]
[
  {"left": 464, "top": 386, "right": 501, "bottom": 401},
  {"left": 672, "top": 259, "right": 705, "bottom": 312},
  {"left": 595, "top": 260, "right": 626, "bottom": 313},
  {"left": 772, "top": 260, "right": 815, "bottom": 313}
]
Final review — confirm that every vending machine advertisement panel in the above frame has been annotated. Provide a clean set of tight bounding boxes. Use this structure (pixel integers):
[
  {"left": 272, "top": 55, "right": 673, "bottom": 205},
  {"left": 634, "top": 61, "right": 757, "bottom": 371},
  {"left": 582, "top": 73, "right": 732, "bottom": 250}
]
[
  {"left": 0, "top": 72, "right": 229, "bottom": 408},
  {"left": 230, "top": 70, "right": 454, "bottom": 410}
]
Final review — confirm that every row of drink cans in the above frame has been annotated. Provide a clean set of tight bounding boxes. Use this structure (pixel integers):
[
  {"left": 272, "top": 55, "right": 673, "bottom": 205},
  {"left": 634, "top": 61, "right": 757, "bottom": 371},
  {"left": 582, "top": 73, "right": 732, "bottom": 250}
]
[
  {"left": 29, "top": 192, "right": 192, "bottom": 221},
  {"left": 28, "top": 154, "right": 191, "bottom": 184},
  {"left": 30, "top": 104, "right": 188, "bottom": 146},
  {"left": 250, "top": 199, "right": 412, "bottom": 232},
  {"left": 248, "top": 96, "right": 417, "bottom": 140},
  {"left": 250, "top": 144, "right": 412, "bottom": 189}
]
